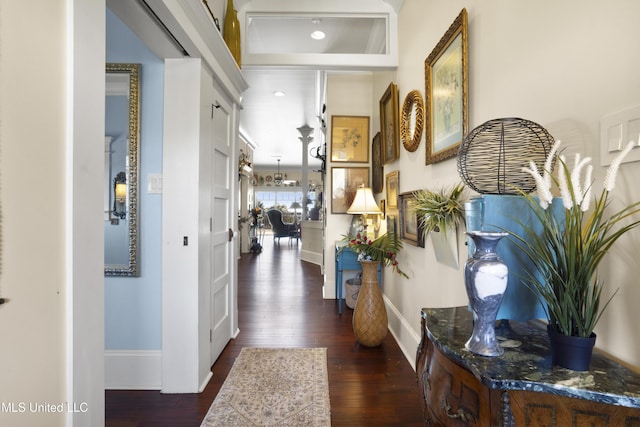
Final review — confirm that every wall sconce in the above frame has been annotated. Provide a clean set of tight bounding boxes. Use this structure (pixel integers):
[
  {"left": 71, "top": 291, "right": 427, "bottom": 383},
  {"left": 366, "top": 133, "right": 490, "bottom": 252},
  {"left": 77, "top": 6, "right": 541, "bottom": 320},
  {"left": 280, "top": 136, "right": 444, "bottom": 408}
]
[
  {"left": 113, "top": 171, "right": 127, "bottom": 219},
  {"left": 347, "top": 186, "right": 381, "bottom": 238}
]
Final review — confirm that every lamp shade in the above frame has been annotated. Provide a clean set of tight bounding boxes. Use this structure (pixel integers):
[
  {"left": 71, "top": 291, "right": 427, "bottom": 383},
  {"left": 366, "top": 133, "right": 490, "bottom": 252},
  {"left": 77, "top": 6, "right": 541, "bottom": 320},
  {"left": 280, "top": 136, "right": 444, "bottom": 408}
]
[
  {"left": 290, "top": 201, "right": 302, "bottom": 209},
  {"left": 347, "top": 187, "right": 382, "bottom": 215}
]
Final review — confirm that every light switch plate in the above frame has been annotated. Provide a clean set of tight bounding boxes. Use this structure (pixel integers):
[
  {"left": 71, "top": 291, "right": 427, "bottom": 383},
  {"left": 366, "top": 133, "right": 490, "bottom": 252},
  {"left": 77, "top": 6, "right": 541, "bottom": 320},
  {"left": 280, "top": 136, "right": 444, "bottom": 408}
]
[
  {"left": 148, "top": 174, "right": 162, "bottom": 193},
  {"left": 600, "top": 105, "right": 640, "bottom": 166}
]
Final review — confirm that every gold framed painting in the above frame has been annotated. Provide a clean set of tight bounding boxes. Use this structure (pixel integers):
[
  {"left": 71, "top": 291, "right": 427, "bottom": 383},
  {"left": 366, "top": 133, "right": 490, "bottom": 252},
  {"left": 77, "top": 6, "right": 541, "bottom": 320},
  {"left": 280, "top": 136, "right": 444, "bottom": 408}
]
[
  {"left": 331, "top": 167, "right": 370, "bottom": 214},
  {"left": 380, "top": 82, "right": 399, "bottom": 164},
  {"left": 371, "top": 132, "right": 383, "bottom": 194},
  {"left": 385, "top": 170, "right": 399, "bottom": 209},
  {"left": 330, "top": 116, "right": 370, "bottom": 163},
  {"left": 425, "top": 8, "right": 468, "bottom": 165}
]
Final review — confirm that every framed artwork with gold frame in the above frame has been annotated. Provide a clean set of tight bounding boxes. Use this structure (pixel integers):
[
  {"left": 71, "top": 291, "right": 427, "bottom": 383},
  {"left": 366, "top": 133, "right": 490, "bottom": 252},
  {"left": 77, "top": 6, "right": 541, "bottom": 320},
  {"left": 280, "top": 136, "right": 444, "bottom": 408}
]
[
  {"left": 380, "top": 82, "right": 399, "bottom": 164},
  {"left": 330, "top": 116, "right": 370, "bottom": 163},
  {"left": 331, "top": 167, "right": 370, "bottom": 214},
  {"left": 425, "top": 8, "right": 468, "bottom": 165},
  {"left": 385, "top": 170, "right": 399, "bottom": 209}
]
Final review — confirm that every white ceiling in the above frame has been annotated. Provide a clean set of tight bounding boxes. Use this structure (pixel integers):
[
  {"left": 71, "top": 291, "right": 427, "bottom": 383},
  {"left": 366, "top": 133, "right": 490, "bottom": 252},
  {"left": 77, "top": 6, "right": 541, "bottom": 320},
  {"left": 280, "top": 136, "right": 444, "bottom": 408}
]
[{"left": 240, "top": 68, "right": 324, "bottom": 169}]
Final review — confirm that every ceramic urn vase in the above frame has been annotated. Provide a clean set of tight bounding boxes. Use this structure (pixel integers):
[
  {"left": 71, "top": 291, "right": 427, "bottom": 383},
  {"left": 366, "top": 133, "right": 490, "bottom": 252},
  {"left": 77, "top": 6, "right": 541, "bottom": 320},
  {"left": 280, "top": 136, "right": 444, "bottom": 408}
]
[
  {"left": 464, "top": 231, "right": 509, "bottom": 356},
  {"left": 352, "top": 260, "right": 387, "bottom": 347}
]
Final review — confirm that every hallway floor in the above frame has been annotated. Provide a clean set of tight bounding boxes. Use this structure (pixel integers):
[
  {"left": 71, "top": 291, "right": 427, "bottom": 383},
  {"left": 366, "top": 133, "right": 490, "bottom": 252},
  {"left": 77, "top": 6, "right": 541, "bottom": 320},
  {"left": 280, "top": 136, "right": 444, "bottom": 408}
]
[{"left": 105, "top": 235, "right": 424, "bottom": 426}]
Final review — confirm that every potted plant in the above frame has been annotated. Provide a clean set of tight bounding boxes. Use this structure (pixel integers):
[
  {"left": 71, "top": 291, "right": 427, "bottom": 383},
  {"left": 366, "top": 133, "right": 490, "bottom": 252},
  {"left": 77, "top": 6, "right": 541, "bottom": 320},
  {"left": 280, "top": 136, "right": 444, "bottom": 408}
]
[
  {"left": 413, "top": 183, "right": 466, "bottom": 267},
  {"left": 341, "top": 229, "right": 407, "bottom": 346},
  {"left": 413, "top": 182, "right": 467, "bottom": 238},
  {"left": 511, "top": 140, "right": 640, "bottom": 370},
  {"left": 343, "top": 229, "right": 408, "bottom": 278}
]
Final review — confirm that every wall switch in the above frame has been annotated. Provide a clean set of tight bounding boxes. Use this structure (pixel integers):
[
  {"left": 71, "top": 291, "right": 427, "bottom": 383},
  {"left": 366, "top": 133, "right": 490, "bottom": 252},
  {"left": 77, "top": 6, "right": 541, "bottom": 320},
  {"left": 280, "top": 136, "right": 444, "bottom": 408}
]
[
  {"left": 148, "top": 174, "right": 162, "bottom": 193},
  {"left": 600, "top": 105, "right": 640, "bottom": 166},
  {"left": 183, "top": 236, "right": 188, "bottom": 246}
]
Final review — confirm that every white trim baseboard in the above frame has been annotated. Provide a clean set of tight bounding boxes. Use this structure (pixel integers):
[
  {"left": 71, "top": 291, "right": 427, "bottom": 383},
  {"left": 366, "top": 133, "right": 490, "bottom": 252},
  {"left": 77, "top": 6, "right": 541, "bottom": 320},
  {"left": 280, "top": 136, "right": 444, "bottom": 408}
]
[
  {"left": 300, "top": 249, "right": 323, "bottom": 266},
  {"left": 105, "top": 350, "right": 162, "bottom": 390},
  {"left": 384, "top": 296, "right": 421, "bottom": 372}
]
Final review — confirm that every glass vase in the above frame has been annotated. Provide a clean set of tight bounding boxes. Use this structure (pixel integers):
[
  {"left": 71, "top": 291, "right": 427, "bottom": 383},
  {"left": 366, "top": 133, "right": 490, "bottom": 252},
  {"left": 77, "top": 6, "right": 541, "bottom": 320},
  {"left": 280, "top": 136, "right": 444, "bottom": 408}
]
[{"left": 223, "top": 0, "right": 241, "bottom": 67}]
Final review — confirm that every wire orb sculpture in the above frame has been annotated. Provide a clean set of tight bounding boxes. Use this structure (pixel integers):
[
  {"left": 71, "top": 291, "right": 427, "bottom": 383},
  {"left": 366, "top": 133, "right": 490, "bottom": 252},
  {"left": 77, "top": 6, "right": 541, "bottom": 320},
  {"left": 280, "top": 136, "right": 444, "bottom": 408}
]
[{"left": 457, "top": 118, "right": 555, "bottom": 194}]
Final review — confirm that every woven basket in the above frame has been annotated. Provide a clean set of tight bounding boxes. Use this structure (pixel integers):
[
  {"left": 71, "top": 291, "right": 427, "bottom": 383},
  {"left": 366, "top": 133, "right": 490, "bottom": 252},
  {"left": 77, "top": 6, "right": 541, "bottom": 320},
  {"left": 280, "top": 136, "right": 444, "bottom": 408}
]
[
  {"left": 345, "top": 277, "right": 361, "bottom": 309},
  {"left": 457, "top": 118, "right": 555, "bottom": 194}
]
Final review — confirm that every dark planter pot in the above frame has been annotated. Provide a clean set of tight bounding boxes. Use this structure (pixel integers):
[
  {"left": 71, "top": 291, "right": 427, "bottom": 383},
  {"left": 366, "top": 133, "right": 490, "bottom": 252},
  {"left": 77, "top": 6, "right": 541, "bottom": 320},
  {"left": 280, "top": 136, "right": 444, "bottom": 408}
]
[{"left": 547, "top": 326, "right": 596, "bottom": 371}]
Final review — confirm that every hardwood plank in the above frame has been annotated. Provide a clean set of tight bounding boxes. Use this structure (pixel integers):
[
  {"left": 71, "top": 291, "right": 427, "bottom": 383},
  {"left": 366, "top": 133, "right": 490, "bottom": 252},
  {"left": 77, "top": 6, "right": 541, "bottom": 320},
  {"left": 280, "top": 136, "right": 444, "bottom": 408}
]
[{"left": 106, "top": 235, "right": 424, "bottom": 426}]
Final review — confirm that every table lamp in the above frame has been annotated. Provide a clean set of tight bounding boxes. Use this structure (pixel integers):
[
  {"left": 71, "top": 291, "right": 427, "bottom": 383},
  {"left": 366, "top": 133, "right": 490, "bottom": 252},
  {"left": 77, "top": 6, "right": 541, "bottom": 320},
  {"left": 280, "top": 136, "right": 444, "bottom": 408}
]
[
  {"left": 347, "top": 186, "right": 381, "bottom": 238},
  {"left": 290, "top": 201, "right": 301, "bottom": 223}
]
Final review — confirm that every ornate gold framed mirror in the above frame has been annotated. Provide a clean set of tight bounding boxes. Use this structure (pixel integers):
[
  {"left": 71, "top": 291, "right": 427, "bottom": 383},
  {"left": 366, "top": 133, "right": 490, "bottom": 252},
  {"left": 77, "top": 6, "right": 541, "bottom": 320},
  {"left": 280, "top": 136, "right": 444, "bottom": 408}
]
[
  {"left": 105, "top": 63, "right": 140, "bottom": 276},
  {"left": 400, "top": 90, "right": 424, "bottom": 152}
]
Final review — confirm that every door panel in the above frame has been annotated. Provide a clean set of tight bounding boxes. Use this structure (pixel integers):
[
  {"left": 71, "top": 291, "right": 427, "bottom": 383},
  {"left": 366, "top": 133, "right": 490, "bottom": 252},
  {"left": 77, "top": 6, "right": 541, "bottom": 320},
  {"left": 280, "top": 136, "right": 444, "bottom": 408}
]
[{"left": 210, "top": 93, "right": 234, "bottom": 365}]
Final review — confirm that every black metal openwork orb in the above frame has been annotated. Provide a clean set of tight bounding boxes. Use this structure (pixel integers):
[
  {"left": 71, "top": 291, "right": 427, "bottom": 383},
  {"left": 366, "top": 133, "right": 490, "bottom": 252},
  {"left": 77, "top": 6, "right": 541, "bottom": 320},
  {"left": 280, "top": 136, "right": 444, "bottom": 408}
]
[{"left": 457, "top": 118, "right": 555, "bottom": 194}]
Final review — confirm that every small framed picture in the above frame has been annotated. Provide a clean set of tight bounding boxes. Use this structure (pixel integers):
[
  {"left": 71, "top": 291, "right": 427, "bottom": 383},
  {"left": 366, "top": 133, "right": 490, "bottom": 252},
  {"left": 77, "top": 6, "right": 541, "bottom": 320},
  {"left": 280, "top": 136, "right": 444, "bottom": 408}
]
[
  {"left": 387, "top": 214, "right": 397, "bottom": 238},
  {"left": 380, "top": 82, "right": 399, "bottom": 164},
  {"left": 330, "top": 116, "right": 370, "bottom": 163},
  {"left": 331, "top": 167, "right": 370, "bottom": 214},
  {"left": 371, "top": 132, "right": 383, "bottom": 193},
  {"left": 399, "top": 192, "right": 424, "bottom": 247},
  {"left": 385, "top": 170, "right": 399, "bottom": 209}
]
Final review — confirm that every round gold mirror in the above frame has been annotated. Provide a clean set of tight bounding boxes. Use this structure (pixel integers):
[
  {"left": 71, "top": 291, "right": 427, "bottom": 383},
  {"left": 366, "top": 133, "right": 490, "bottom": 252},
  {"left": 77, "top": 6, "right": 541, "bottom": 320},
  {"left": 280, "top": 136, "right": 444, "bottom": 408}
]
[{"left": 400, "top": 90, "right": 424, "bottom": 152}]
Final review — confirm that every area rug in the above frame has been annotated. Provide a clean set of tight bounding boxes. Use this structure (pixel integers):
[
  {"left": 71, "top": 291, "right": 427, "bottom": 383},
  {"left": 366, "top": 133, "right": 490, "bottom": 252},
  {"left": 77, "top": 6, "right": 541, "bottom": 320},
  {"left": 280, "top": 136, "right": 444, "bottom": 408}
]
[{"left": 200, "top": 347, "right": 331, "bottom": 426}]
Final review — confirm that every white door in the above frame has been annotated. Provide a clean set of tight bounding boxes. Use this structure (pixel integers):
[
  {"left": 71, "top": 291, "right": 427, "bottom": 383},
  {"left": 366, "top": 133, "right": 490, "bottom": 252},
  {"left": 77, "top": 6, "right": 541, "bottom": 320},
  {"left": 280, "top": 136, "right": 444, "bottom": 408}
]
[{"left": 209, "top": 91, "right": 234, "bottom": 365}]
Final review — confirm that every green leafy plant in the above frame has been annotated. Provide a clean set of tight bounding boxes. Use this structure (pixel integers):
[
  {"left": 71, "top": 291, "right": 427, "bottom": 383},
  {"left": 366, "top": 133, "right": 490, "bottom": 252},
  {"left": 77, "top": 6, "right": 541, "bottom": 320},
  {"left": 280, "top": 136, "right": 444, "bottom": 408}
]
[
  {"left": 342, "top": 230, "right": 408, "bottom": 278},
  {"left": 511, "top": 140, "right": 640, "bottom": 337},
  {"left": 413, "top": 182, "right": 466, "bottom": 239}
]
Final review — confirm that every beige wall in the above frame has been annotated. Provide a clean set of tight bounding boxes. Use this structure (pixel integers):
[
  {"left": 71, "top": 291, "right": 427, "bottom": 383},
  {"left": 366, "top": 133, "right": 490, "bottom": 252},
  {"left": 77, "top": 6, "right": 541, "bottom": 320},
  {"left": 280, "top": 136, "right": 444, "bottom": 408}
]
[
  {"left": 0, "top": 1, "right": 105, "bottom": 426},
  {"left": 379, "top": 0, "right": 640, "bottom": 368},
  {"left": 0, "top": 1, "right": 67, "bottom": 425},
  {"left": 324, "top": 73, "right": 374, "bottom": 298}
]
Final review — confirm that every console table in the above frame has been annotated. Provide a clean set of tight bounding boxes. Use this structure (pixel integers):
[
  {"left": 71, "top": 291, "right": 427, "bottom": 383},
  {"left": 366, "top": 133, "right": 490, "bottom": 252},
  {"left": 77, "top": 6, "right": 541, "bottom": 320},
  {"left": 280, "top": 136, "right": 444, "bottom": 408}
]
[
  {"left": 416, "top": 307, "right": 640, "bottom": 426},
  {"left": 334, "top": 243, "right": 380, "bottom": 314}
]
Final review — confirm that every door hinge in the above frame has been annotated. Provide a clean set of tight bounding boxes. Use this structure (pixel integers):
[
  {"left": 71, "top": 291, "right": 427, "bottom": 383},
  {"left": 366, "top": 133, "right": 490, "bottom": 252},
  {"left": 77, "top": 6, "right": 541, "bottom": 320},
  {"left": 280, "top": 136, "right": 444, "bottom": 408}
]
[
  {"left": 209, "top": 329, "right": 212, "bottom": 342},
  {"left": 210, "top": 217, "right": 213, "bottom": 232}
]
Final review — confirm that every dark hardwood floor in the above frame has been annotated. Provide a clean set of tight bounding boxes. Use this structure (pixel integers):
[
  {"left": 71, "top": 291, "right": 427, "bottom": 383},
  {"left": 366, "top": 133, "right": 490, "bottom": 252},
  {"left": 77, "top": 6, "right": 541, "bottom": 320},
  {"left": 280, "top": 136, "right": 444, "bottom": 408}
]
[{"left": 105, "top": 234, "right": 424, "bottom": 426}]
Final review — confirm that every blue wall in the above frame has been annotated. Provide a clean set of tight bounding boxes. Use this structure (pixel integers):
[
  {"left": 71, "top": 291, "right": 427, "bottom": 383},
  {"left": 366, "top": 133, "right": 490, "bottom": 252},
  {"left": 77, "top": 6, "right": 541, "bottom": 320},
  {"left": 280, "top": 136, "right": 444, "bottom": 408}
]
[{"left": 105, "top": 8, "right": 163, "bottom": 350}]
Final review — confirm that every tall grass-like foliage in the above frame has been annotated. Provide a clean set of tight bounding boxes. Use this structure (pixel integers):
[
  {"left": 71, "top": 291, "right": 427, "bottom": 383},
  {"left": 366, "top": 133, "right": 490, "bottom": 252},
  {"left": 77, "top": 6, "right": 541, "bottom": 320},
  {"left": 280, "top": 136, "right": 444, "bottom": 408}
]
[
  {"left": 512, "top": 140, "right": 640, "bottom": 337},
  {"left": 342, "top": 229, "right": 408, "bottom": 278}
]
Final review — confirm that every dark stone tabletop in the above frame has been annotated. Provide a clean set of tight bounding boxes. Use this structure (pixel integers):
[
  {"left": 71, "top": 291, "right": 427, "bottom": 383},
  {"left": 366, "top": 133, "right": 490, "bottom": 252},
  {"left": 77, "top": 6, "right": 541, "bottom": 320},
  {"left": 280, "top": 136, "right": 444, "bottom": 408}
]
[{"left": 422, "top": 306, "right": 640, "bottom": 408}]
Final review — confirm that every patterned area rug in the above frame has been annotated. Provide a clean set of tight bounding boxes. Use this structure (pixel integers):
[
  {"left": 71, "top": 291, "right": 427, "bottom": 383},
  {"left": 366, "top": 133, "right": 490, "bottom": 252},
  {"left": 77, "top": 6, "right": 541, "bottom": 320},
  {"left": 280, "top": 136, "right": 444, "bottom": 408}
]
[{"left": 200, "top": 347, "right": 331, "bottom": 426}]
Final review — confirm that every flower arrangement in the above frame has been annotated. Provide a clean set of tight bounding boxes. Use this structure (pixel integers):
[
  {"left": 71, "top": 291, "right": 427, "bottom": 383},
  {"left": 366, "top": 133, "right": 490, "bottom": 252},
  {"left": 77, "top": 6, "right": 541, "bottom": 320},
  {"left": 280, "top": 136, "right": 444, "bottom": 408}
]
[
  {"left": 511, "top": 140, "right": 640, "bottom": 338},
  {"left": 343, "top": 230, "right": 408, "bottom": 278}
]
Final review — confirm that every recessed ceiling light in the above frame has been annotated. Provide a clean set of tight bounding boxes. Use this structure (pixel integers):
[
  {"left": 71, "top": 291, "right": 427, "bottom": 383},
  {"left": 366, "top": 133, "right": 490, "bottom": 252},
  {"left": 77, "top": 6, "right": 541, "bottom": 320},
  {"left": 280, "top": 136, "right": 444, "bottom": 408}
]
[
  {"left": 273, "top": 91, "right": 285, "bottom": 97},
  {"left": 310, "top": 30, "right": 325, "bottom": 40}
]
